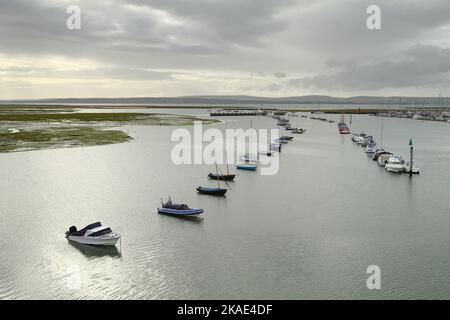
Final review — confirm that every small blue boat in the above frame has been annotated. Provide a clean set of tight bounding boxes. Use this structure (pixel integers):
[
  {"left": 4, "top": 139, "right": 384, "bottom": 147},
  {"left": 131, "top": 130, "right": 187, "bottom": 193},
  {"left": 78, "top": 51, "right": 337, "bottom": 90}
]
[
  {"left": 236, "top": 164, "right": 257, "bottom": 171},
  {"left": 158, "top": 198, "right": 203, "bottom": 216},
  {"left": 196, "top": 186, "right": 227, "bottom": 195}
]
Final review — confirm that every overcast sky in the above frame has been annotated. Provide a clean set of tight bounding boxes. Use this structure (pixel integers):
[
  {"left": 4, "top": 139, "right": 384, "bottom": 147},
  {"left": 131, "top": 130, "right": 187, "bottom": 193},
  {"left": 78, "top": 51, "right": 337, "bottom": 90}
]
[{"left": 1, "top": 0, "right": 449, "bottom": 99}]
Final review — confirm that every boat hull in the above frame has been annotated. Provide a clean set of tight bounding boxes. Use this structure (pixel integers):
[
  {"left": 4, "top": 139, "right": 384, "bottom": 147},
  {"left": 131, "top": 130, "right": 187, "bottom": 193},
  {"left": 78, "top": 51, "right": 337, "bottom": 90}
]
[
  {"left": 196, "top": 187, "right": 227, "bottom": 195},
  {"left": 208, "top": 173, "right": 235, "bottom": 181},
  {"left": 158, "top": 207, "right": 204, "bottom": 216},
  {"left": 386, "top": 165, "right": 404, "bottom": 173},
  {"left": 236, "top": 165, "right": 257, "bottom": 171},
  {"left": 68, "top": 235, "right": 120, "bottom": 246}
]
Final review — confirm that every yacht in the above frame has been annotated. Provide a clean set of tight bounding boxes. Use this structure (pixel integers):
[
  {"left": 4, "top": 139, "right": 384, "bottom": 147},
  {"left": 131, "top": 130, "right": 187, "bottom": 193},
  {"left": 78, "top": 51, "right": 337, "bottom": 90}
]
[{"left": 364, "top": 136, "right": 377, "bottom": 154}]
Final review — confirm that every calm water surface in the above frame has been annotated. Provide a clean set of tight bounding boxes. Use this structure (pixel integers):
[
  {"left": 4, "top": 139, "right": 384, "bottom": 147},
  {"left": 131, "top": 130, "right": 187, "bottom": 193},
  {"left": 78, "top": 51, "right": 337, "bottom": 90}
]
[{"left": 0, "top": 109, "right": 449, "bottom": 299}]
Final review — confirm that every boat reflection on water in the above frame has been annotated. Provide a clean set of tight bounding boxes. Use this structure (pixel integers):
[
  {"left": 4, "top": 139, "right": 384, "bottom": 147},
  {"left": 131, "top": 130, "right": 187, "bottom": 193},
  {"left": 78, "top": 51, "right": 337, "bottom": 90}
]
[
  {"left": 158, "top": 213, "right": 204, "bottom": 224},
  {"left": 68, "top": 240, "right": 121, "bottom": 259}
]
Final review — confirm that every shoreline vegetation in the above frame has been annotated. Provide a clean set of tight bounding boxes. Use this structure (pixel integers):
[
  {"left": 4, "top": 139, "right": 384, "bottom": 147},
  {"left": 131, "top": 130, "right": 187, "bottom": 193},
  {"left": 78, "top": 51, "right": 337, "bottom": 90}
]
[{"left": 0, "top": 108, "right": 219, "bottom": 153}]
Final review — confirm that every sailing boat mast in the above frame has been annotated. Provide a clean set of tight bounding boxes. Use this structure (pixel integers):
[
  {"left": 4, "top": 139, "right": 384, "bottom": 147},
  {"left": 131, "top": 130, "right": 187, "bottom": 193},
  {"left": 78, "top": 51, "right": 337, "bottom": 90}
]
[
  {"left": 250, "top": 119, "right": 253, "bottom": 156},
  {"left": 215, "top": 163, "right": 220, "bottom": 188}
]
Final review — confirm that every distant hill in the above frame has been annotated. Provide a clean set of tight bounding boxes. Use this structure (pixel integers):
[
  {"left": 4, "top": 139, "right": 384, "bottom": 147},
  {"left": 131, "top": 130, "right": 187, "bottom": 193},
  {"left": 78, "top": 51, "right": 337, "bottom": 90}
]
[{"left": 1, "top": 95, "right": 449, "bottom": 106}]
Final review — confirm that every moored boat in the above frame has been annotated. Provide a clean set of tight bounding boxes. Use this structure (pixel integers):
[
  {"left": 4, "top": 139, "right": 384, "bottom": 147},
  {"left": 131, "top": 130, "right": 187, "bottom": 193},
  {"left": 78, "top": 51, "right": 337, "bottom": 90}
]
[
  {"left": 196, "top": 186, "right": 227, "bottom": 195},
  {"left": 158, "top": 198, "right": 204, "bottom": 215},
  {"left": 292, "top": 128, "right": 306, "bottom": 134},
  {"left": 208, "top": 172, "right": 236, "bottom": 181},
  {"left": 236, "top": 163, "right": 257, "bottom": 171},
  {"left": 240, "top": 153, "right": 259, "bottom": 162},
  {"left": 65, "top": 222, "right": 120, "bottom": 246},
  {"left": 199, "top": 163, "right": 228, "bottom": 195},
  {"left": 365, "top": 137, "right": 377, "bottom": 153},
  {"left": 208, "top": 162, "right": 235, "bottom": 181},
  {"left": 377, "top": 153, "right": 393, "bottom": 166},
  {"left": 274, "top": 138, "right": 288, "bottom": 144},
  {"left": 372, "top": 149, "right": 389, "bottom": 161},
  {"left": 338, "top": 122, "right": 351, "bottom": 134},
  {"left": 385, "top": 156, "right": 405, "bottom": 173}
]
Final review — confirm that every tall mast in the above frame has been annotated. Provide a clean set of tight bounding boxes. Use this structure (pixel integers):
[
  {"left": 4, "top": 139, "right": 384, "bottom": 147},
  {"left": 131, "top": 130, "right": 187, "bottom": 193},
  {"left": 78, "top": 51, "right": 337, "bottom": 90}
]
[
  {"left": 225, "top": 149, "right": 230, "bottom": 175},
  {"left": 215, "top": 163, "right": 220, "bottom": 188},
  {"left": 380, "top": 116, "right": 384, "bottom": 149},
  {"left": 250, "top": 120, "right": 253, "bottom": 156}
]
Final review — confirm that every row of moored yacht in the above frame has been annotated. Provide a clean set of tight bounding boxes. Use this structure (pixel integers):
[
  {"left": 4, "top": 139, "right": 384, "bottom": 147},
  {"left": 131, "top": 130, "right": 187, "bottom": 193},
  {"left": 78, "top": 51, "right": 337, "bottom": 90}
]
[{"left": 351, "top": 132, "right": 420, "bottom": 173}]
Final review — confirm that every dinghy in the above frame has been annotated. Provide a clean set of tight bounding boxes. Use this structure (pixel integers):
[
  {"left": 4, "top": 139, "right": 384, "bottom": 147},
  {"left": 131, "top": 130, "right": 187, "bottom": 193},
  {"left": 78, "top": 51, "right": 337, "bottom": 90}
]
[
  {"left": 236, "top": 163, "right": 257, "bottom": 171},
  {"left": 196, "top": 186, "right": 227, "bottom": 195},
  {"left": 65, "top": 222, "right": 120, "bottom": 246},
  {"left": 158, "top": 198, "right": 203, "bottom": 216}
]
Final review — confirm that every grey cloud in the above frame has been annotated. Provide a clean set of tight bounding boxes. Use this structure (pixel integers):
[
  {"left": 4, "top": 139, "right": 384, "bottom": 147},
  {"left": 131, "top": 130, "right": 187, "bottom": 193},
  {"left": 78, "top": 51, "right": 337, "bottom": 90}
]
[
  {"left": 127, "top": 0, "right": 298, "bottom": 45},
  {"left": 1, "top": 0, "right": 450, "bottom": 97},
  {"left": 288, "top": 45, "right": 450, "bottom": 90}
]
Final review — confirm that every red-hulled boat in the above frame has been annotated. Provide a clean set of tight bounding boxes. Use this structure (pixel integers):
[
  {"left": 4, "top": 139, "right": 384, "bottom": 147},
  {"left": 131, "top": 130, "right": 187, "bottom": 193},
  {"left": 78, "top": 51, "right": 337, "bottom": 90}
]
[{"left": 338, "top": 122, "right": 351, "bottom": 134}]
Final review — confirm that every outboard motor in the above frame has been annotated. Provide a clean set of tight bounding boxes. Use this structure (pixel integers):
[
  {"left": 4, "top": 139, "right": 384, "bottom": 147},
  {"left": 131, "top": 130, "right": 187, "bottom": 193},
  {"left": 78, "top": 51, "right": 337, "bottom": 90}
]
[{"left": 66, "top": 226, "right": 77, "bottom": 237}]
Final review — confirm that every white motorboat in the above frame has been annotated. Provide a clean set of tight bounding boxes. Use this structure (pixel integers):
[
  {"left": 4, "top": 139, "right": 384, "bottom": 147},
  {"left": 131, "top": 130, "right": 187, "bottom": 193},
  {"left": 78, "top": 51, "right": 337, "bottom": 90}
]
[
  {"left": 385, "top": 157, "right": 405, "bottom": 173},
  {"left": 66, "top": 222, "right": 120, "bottom": 246}
]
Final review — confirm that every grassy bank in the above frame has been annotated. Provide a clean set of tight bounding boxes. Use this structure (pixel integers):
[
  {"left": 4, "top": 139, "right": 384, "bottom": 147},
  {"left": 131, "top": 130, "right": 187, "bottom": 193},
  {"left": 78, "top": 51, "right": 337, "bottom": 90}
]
[
  {"left": 0, "top": 109, "right": 219, "bottom": 153},
  {"left": 0, "top": 112, "right": 219, "bottom": 125},
  {"left": 0, "top": 126, "right": 131, "bottom": 153}
]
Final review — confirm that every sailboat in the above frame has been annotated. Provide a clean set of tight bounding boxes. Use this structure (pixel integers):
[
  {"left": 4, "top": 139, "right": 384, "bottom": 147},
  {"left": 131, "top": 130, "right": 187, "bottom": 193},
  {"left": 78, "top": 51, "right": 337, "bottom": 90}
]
[
  {"left": 208, "top": 162, "right": 236, "bottom": 181},
  {"left": 197, "top": 163, "right": 228, "bottom": 195},
  {"left": 338, "top": 114, "right": 351, "bottom": 134},
  {"left": 236, "top": 120, "right": 258, "bottom": 171}
]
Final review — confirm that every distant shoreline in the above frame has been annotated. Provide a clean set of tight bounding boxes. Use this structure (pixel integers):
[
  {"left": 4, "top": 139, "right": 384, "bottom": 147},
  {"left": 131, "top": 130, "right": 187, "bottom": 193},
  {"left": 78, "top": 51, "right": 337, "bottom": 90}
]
[{"left": 0, "top": 104, "right": 449, "bottom": 114}]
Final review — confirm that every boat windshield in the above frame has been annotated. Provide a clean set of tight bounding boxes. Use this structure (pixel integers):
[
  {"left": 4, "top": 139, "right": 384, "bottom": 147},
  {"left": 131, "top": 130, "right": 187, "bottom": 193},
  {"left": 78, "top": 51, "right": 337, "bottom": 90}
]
[{"left": 88, "top": 227, "right": 113, "bottom": 237}]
